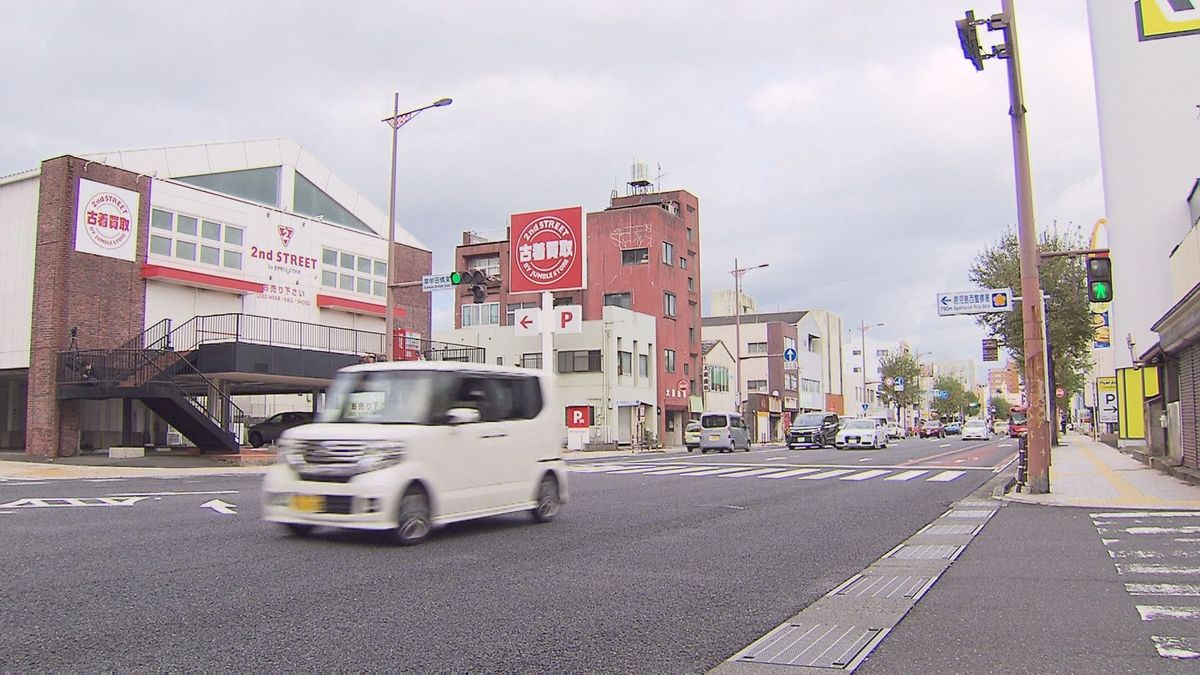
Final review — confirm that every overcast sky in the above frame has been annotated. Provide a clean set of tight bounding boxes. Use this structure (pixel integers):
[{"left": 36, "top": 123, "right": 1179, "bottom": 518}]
[{"left": 1, "top": 1, "right": 1104, "bottom": 371}]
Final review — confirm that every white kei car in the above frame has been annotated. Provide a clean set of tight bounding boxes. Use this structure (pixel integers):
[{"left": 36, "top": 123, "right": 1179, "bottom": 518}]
[{"left": 836, "top": 418, "right": 889, "bottom": 449}]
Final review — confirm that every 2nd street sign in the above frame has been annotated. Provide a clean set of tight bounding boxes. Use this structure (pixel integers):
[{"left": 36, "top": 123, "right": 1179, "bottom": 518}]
[{"left": 937, "top": 288, "right": 1013, "bottom": 316}]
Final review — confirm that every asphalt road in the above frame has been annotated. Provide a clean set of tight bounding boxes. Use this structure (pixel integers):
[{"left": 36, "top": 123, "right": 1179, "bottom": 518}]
[{"left": 1, "top": 435, "right": 1014, "bottom": 672}]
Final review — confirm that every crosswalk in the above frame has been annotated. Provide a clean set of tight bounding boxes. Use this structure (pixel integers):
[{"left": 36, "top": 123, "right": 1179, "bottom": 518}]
[
  {"left": 1091, "top": 511, "right": 1200, "bottom": 660},
  {"left": 567, "top": 462, "right": 969, "bottom": 484}
]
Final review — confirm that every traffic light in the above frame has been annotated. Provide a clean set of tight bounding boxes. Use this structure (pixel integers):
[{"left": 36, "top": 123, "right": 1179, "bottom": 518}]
[
  {"left": 956, "top": 10, "right": 985, "bottom": 71},
  {"left": 1086, "top": 256, "right": 1113, "bottom": 303},
  {"left": 453, "top": 269, "right": 489, "bottom": 304}
]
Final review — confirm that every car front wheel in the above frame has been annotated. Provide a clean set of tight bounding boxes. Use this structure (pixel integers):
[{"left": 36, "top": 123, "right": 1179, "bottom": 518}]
[
  {"left": 393, "top": 488, "right": 432, "bottom": 546},
  {"left": 531, "top": 474, "right": 561, "bottom": 523}
]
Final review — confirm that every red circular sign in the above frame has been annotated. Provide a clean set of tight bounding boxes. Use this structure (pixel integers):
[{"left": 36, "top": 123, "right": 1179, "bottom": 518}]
[
  {"left": 515, "top": 216, "right": 578, "bottom": 288},
  {"left": 678, "top": 379, "right": 689, "bottom": 394}
]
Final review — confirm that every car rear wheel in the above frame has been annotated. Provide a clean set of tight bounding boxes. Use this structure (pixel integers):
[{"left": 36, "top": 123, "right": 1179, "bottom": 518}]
[
  {"left": 248, "top": 430, "right": 265, "bottom": 448},
  {"left": 531, "top": 474, "right": 561, "bottom": 523},
  {"left": 282, "top": 523, "right": 314, "bottom": 537}
]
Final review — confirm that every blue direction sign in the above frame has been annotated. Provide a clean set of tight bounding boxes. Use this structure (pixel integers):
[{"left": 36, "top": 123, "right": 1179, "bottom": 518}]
[
  {"left": 783, "top": 347, "right": 798, "bottom": 371},
  {"left": 934, "top": 389, "right": 949, "bottom": 400}
]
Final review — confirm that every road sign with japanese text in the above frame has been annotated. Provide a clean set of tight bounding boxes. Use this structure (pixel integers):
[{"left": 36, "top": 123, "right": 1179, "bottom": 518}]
[{"left": 937, "top": 289, "right": 1013, "bottom": 316}]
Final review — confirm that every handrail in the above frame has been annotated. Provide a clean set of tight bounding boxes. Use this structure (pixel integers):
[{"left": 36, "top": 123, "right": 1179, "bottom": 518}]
[{"left": 114, "top": 318, "right": 173, "bottom": 352}]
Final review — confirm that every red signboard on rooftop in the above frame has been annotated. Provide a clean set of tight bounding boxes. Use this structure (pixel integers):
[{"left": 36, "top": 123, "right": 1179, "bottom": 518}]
[{"left": 509, "top": 206, "right": 585, "bottom": 294}]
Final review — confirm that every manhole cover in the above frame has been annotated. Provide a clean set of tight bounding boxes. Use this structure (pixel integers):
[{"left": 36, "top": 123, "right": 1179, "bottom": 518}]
[
  {"left": 736, "top": 623, "right": 883, "bottom": 668},
  {"left": 834, "top": 575, "right": 935, "bottom": 599},
  {"left": 887, "top": 544, "right": 962, "bottom": 560}
]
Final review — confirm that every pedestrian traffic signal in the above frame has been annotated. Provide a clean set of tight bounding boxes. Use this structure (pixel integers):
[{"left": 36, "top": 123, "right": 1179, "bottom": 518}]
[{"left": 1086, "top": 256, "right": 1113, "bottom": 303}]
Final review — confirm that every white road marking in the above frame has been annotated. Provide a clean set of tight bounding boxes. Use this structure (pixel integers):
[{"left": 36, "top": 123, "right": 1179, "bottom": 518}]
[
  {"left": 719, "top": 468, "right": 784, "bottom": 478},
  {"left": 1119, "top": 526, "right": 1200, "bottom": 536},
  {"left": 1117, "top": 564, "right": 1200, "bottom": 575},
  {"left": 998, "top": 443, "right": 1011, "bottom": 448},
  {"left": 644, "top": 466, "right": 709, "bottom": 475},
  {"left": 798, "top": 469, "right": 855, "bottom": 480},
  {"left": 927, "top": 471, "right": 966, "bottom": 482},
  {"left": 842, "top": 469, "right": 890, "bottom": 481},
  {"left": 954, "top": 459, "right": 966, "bottom": 463},
  {"left": 1125, "top": 583, "right": 1200, "bottom": 596},
  {"left": 107, "top": 490, "right": 239, "bottom": 497},
  {"left": 85, "top": 478, "right": 126, "bottom": 483},
  {"left": 1092, "top": 511, "right": 1200, "bottom": 519},
  {"left": 1137, "top": 605, "right": 1200, "bottom": 621},
  {"left": 1151, "top": 636, "right": 1200, "bottom": 659},
  {"left": 679, "top": 466, "right": 758, "bottom": 477},
  {"left": 885, "top": 470, "right": 929, "bottom": 482},
  {"left": 765, "top": 457, "right": 790, "bottom": 461},
  {"left": 200, "top": 499, "right": 237, "bottom": 515},
  {"left": 858, "top": 458, "right": 872, "bottom": 462},
  {"left": 758, "top": 468, "right": 822, "bottom": 479},
  {"left": 605, "top": 466, "right": 675, "bottom": 474},
  {"left": 0, "top": 497, "right": 148, "bottom": 508},
  {"left": 1102, "top": 538, "right": 1121, "bottom": 545},
  {"left": 939, "top": 443, "right": 952, "bottom": 448},
  {"left": 1109, "top": 550, "right": 1200, "bottom": 560}
]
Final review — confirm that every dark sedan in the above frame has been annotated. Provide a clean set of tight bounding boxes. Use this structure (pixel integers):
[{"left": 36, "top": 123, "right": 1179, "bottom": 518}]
[{"left": 247, "top": 411, "right": 314, "bottom": 448}]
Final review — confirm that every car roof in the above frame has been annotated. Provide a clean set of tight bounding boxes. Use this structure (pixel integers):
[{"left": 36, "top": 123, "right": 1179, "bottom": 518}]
[{"left": 337, "top": 360, "right": 542, "bottom": 378}]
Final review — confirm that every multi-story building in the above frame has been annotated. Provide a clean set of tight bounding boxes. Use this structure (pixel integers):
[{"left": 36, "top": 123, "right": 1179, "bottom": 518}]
[
  {"left": 701, "top": 316, "right": 799, "bottom": 442},
  {"left": 435, "top": 306, "right": 657, "bottom": 448},
  {"left": 988, "top": 361, "right": 1022, "bottom": 406},
  {"left": 700, "top": 340, "right": 736, "bottom": 414},
  {"left": 451, "top": 189, "right": 701, "bottom": 446},
  {"left": 0, "top": 140, "right": 433, "bottom": 456}
]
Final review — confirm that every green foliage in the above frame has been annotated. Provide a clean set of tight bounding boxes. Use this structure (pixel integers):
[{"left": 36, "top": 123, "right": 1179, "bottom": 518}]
[
  {"left": 878, "top": 350, "right": 924, "bottom": 410},
  {"left": 968, "top": 227, "right": 1094, "bottom": 404},
  {"left": 989, "top": 395, "right": 1012, "bottom": 420},
  {"left": 931, "top": 375, "right": 967, "bottom": 420}
]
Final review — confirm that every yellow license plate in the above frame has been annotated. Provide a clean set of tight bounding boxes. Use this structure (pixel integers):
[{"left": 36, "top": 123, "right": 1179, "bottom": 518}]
[
  {"left": 290, "top": 494, "right": 324, "bottom": 512},
  {"left": 709, "top": 434, "right": 720, "bottom": 440}
]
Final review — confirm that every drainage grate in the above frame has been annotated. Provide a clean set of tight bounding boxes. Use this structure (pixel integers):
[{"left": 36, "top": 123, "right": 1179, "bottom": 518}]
[
  {"left": 944, "top": 509, "right": 996, "bottom": 519},
  {"left": 922, "top": 523, "right": 981, "bottom": 536},
  {"left": 736, "top": 623, "right": 882, "bottom": 668},
  {"left": 887, "top": 544, "right": 962, "bottom": 560},
  {"left": 956, "top": 500, "right": 996, "bottom": 508},
  {"left": 834, "top": 575, "right": 935, "bottom": 599}
]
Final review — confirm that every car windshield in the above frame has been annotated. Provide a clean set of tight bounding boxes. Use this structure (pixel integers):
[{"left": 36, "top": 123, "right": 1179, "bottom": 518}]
[
  {"left": 792, "top": 414, "right": 825, "bottom": 427},
  {"left": 964, "top": 421, "right": 985, "bottom": 428},
  {"left": 701, "top": 414, "right": 731, "bottom": 428},
  {"left": 845, "top": 419, "right": 875, "bottom": 430},
  {"left": 1010, "top": 411, "right": 1028, "bottom": 424},
  {"left": 319, "top": 369, "right": 445, "bottom": 424},
  {"left": 923, "top": 421, "right": 940, "bottom": 428},
  {"left": 686, "top": 422, "right": 701, "bottom": 431}
]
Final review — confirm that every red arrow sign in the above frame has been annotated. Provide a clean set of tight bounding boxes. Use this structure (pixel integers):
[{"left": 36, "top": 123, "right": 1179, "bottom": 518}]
[{"left": 519, "top": 315, "right": 534, "bottom": 330}]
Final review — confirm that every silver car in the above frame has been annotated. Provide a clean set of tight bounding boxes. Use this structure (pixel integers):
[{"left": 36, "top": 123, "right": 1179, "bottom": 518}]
[
  {"left": 698, "top": 412, "right": 751, "bottom": 453},
  {"left": 836, "top": 418, "right": 889, "bottom": 449}
]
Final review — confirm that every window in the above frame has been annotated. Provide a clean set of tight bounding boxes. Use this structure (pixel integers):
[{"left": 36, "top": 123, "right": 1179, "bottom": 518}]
[
  {"left": 707, "top": 365, "right": 730, "bottom": 392},
  {"left": 876, "top": 349, "right": 888, "bottom": 358},
  {"left": 785, "top": 373, "right": 799, "bottom": 391},
  {"left": 322, "top": 247, "right": 387, "bottom": 297},
  {"left": 639, "top": 353, "right": 649, "bottom": 378},
  {"left": 506, "top": 301, "right": 538, "bottom": 326},
  {"left": 680, "top": 256, "right": 688, "bottom": 270},
  {"left": 687, "top": 227, "right": 693, "bottom": 241},
  {"left": 520, "top": 353, "right": 543, "bottom": 369},
  {"left": 622, "top": 248, "right": 649, "bottom": 265},
  {"left": 148, "top": 208, "right": 244, "bottom": 271},
  {"left": 664, "top": 349, "right": 676, "bottom": 373},
  {"left": 466, "top": 254, "right": 500, "bottom": 276},
  {"left": 683, "top": 362, "right": 690, "bottom": 375},
  {"left": 808, "top": 334, "right": 822, "bottom": 353},
  {"left": 663, "top": 292, "right": 677, "bottom": 318},
  {"left": 662, "top": 241, "right": 674, "bottom": 265},
  {"left": 618, "top": 351, "right": 632, "bottom": 376},
  {"left": 461, "top": 302, "right": 500, "bottom": 327},
  {"left": 603, "top": 292, "right": 632, "bottom": 310},
  {"left": 748, "top": 379, "right": 768, "bottom": 392},
  {"left": 449, "top": 375, "right": 543, "bottom": 421},
  {"left": 689, "top": 327, "right": 695, "bottom": 343},
  {"left": 802, "top": 378, "right": 821, "bottom": 394},
  {"left": 559, "top": 350, "right": 601, "bottom": 373},
  {"left": 687, "top": 277, "right": 694, "bottom": 292},
  {"left": 553, "top": 296, "right": 573, "bottom": 307},
  {"left": 747, "top": 341, "right": 768, "bottom": 354},
  {"left": 784, "top": 336, "right": 797, "bottom": 354}
]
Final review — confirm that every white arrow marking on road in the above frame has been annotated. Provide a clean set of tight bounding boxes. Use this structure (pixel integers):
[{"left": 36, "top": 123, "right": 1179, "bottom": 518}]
[
  {"left": 201, "top": 499, "right": 237, "bottom": 515},
  {"left": 939, "top": 443, "right": 952, "bottom": 448},
  {"left": 0, "top": 497, "right": 148, "bottom": 508}
]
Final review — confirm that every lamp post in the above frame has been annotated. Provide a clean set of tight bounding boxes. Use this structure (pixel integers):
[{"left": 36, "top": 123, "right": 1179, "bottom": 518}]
[
  {"left": 855, "top": 321, "right": 884, "bottom": 414},
  {"left": 731, "top": 259, "right": 769, "bottom": 422},
  {"left": 383, "top": 94, "right": 452, "bottom": 360}
]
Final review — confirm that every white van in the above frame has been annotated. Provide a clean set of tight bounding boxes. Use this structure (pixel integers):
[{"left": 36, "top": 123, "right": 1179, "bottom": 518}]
[
  {"left": 698, "top": 412, "right": 751, "bottom": 453},
  {"left": 262, "top": 361, "right": 568, "bottom": 545}
]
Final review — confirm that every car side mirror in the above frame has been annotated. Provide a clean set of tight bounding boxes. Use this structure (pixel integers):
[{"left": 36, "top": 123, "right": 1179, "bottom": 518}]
[{"left": 445, "top": 407, "right": 481, "bottom": 425}]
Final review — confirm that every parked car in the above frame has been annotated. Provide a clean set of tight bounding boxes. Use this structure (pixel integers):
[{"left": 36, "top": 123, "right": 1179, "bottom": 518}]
[
  {"left": 920, "top": 420, "right": 947, "bottom": 439},
  {"left": 962, "top": 419, "right": 990, "bottom": 441},
  {"left": 262, "top": 361, "right": 568, "bottom": 545},
  {"left": 786, "top": 412, "right": 839, "bottom": 449},
  {"left": 886, "top": 422, "right": 907, "bottom": 439},
  {"left": 699, "top": 412, "right": 751, "bottom": 453},
  {"left": 247, "top": 411, "right": 315, "bottom": 448},
  {"left": 684, "top": 421, "right": 702, "bottom": 452},
  {"left": 992, "top": 420, "right": 1010, "bottom": 435},
  {"left": 836, "top": 418, "right": 889, "bottom": 449},
  {"left": 944, "top": 421, "right": 962, "bottom": 435}
]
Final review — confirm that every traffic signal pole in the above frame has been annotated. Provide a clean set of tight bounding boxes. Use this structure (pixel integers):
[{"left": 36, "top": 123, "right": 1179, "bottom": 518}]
[{"left": 999, "top": 0, "right": 1051, "bottom": 493}]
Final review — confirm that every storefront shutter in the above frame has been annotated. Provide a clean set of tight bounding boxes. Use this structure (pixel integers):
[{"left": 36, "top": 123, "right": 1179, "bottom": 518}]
[{"left": 1181, "top": 344, "right": 1199, "bottom": 470}]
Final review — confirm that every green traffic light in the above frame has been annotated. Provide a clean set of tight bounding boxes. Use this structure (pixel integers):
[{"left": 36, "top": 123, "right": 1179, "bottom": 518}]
[
  {"left": 450, "top": 271, "right": 462, "bottom": 284},
  {"left": 1090, "top": 281, "right": 1111, "bottom": 302}
]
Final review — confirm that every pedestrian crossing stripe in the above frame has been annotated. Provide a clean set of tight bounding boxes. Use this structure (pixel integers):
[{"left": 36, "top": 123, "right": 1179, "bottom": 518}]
[{"left": 566, "top": 464, "right": 970, "bottom": 483}]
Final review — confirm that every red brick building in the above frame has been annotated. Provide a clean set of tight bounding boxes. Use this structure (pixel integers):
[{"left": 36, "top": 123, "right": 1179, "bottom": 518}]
[{"left": 454, "top": 190, "right": 701, "bottom": 443}]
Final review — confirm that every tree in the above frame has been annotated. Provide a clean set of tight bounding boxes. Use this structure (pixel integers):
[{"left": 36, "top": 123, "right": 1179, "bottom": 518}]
[
  {"left": 878, "top": 350, "right": 924, "bottom": 412},
  {"left": 990, "top": 395, "right": 1011, "bottom": 420},
  {"left": 968, "top": 227, "right": 1094, "bottom": 405},
  {"left": 965, "top": 390, "right": 982, "bottom": 418},
  {"left": 931, "top": 375, "right": 967, "bottom": 420}
]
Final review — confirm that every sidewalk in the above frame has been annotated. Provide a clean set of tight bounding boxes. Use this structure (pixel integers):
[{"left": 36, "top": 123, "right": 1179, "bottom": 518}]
[{"left": 1001, "top": 432, "right": 1200, "bottom": 510}]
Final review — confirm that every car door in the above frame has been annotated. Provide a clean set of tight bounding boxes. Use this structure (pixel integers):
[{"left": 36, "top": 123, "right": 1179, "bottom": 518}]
[{"left": 440, "top": 373, "right": 512, "bottom": 515}]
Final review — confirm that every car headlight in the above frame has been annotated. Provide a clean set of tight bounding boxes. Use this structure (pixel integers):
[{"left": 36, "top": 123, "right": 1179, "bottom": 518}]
[{"left": 356, "top": 442, "right": 407, "bottom": 472}]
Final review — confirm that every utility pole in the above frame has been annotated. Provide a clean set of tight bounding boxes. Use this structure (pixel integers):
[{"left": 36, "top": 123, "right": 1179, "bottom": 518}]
[{"left": 956, "top": 1, "right": 1050, "bottom": 492}]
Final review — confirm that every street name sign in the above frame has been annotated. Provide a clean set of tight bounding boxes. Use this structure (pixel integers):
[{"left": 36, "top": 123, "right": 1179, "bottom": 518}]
[
  {"left": 421, "top": 273, "right": 454, "bottom": 292},
  {"left": 937, "top": 288, "right": 1013, "bottom": 316}
]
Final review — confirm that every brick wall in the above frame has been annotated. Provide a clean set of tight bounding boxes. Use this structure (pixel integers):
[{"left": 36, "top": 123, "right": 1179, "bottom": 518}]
[
  {"left": 26, "top": 156, "right": 150, "bottom": 457},
  {"left": 392, "top": 241, "right": 432, "bottom": 339}
]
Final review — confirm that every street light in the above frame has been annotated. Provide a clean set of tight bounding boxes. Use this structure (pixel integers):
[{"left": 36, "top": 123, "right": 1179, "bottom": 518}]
[
  {"left": 383, "top": 94, "right": 452, "bottom": 360},
  {"left": 731, "top": 259, "right": 769, "bottom": 421},
  {"left": 855, "top": 321, "right": 884, "bottom": 414}
]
